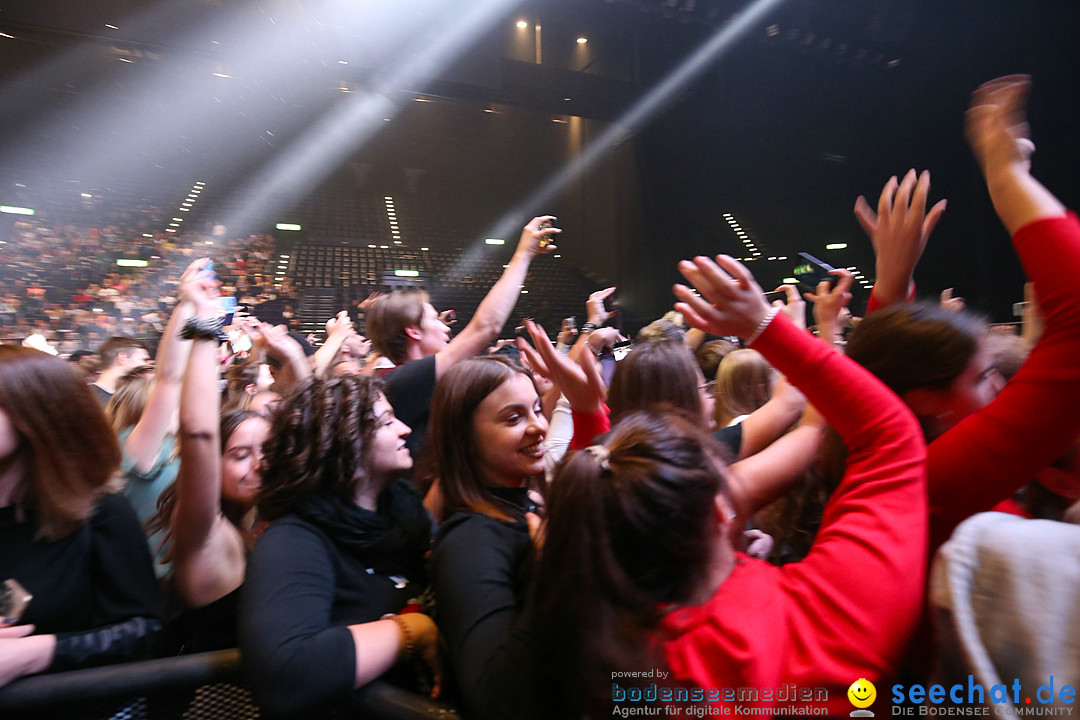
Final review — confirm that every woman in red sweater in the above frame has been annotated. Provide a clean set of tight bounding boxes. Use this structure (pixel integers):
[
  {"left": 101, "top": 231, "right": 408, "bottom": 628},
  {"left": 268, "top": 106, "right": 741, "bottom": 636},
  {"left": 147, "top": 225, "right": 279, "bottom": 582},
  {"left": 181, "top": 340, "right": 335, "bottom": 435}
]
[{"left": 524, "top": 248, "right": 928, "bottom": 718}]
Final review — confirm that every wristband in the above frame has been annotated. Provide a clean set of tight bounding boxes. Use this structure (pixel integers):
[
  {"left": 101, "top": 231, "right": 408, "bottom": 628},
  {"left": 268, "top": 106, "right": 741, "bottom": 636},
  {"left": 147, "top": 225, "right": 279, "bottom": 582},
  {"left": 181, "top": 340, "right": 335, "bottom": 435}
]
[
  {"left": 744, "top": 307, "right": 779, "bottom": 346},
  {"left": 580, "top": 322, "right": 598, "bottom": 335},
  {"left": 179, "top": 316, "right": 229, "bottom": 345}
]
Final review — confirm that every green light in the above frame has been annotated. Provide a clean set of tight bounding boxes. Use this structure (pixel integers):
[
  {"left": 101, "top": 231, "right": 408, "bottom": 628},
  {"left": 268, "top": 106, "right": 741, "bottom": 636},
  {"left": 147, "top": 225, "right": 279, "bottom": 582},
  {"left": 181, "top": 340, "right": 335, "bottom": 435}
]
[
  {"left": 825, "top": 243, "right": 848, "bottom": 250},
  {"left": 485, "top": 238, "right": 505, "bottom": 245},
  {"left": 276, "top": 223, "right": 302, "bottom": 231},
  {"left": 117, "top": 259, "right": 149, "bottom": 268},
  {"left": 0, "top": 206, "right": 35, "bottom": 216},
  {"left": 394, "top": 269, "right": 419, "bottom": 277}
]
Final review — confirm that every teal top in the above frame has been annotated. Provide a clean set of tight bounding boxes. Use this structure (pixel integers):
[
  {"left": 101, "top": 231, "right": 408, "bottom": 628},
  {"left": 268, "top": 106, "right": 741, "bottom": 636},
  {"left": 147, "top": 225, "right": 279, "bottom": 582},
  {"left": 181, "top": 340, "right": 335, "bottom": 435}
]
[{"left": 118, "top": 426, "right": 178, "bottom": 578}]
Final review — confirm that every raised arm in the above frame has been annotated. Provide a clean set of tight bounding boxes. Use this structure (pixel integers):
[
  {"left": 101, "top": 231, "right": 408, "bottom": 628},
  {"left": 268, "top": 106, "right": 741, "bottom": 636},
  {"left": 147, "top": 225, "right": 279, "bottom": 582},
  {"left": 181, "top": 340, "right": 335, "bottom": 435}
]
[
  {"left": 122, "top": 260, "right": 202, "bottom": 472},
  {"left": 856, "top": 169, "right": 948, "bottom": 311},
  {"left": 927, "top": 75, "right": 1080, "bottom": 548},
  {"left": 170, "top": 275, "right": 245, "bottom": 607},
  {"left": 312, "top": 311, "right": 354, "bottom": 378},
  {"left": 434, "top": 217, "right": 558, "bottom": 377},
  {"left": 674, "top": 254, "right": 927, "bottom": 685}
]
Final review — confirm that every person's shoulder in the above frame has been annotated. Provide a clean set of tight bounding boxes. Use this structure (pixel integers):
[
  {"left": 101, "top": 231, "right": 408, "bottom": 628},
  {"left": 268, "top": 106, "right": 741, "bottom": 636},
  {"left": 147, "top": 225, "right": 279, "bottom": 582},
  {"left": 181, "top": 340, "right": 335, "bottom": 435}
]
[
  {"left": 252, "top": 514, "right": 337, "bottom": 565},
  {"left": 386, "top": 355, "right": 436, "bottom": 383},
  {"left": 434, "top": 510, "right": 524, "bottom": 558},
  {"left": 90, "top": 491, "right": 142, "bottom": 528}
]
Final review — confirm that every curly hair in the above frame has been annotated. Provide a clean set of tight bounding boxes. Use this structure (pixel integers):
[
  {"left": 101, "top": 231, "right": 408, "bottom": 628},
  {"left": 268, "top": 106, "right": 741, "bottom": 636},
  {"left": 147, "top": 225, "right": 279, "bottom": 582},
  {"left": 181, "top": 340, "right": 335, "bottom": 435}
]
[{"left": 257, "top": 375, "right": 385, "bottom": 520}]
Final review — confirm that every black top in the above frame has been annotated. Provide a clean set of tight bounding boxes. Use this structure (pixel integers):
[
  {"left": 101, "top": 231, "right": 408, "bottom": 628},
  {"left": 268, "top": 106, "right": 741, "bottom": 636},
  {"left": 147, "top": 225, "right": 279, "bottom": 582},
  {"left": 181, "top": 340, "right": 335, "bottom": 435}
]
[
  {"left": 240, "top": 481, "right": 432, "bottom": 719},
  {"left": 431, "top": 486, "right": 535, "bottom": 720},
  {"left": 383, "top": 355, "right": 437, "bottom": 459},
  {"left": 90, "top": 383, "right": 112, "bottom": 408},
  {"left": 713, "top": 421, "right": 743, "bottom": 459},
  {"left": 0, "top": 492, "right": 163, "bottom": 672}
]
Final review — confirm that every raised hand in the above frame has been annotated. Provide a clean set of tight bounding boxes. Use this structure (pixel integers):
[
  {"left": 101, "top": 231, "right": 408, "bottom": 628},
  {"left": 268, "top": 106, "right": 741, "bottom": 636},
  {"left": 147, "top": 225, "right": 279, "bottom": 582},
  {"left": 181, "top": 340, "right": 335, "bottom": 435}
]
[
  {"left": 672, "top": 255, "right": 771, "bottom": 340},
  {"left": 804, "top": 269, "right": 855, "bottom": 332},
  {"left": 966, "top": 74, "right": 1034, "bottom": 178},
  {"left": 517, "top": 216, "right": 560, "bottom": 256},
  {"left": 178, "top": 257, "right": 220, "bottom": 316},
  {"left": 522, "top": 319, "right": 605, "bottom": 413},
  {"left": 586, "top": 287, "right": 616, "bottom": 326},
  {"left": 855, "top": 169, "right": 947, "bottom": 306},
  {"left": 325, "top": 310, "right": 353, "bottom": 339},
  {"left": 772, "top": 284, "right": 805, "bottom": 331},
  {"left": 939, "top": 287, "right": 966, "bottom": 313},
  {"left": 356, "top": 291, "right": 384, "bottom": 313}
]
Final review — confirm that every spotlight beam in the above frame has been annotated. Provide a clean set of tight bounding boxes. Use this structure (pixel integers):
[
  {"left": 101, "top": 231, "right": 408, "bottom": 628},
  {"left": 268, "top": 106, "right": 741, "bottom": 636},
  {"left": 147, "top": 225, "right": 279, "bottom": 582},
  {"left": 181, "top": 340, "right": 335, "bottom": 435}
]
[
  {"left": 219, "top": 0, "right": 525, "bottom": 235},
  {"left": 477, "top": 0, "right": 788, "bottom": 248}
]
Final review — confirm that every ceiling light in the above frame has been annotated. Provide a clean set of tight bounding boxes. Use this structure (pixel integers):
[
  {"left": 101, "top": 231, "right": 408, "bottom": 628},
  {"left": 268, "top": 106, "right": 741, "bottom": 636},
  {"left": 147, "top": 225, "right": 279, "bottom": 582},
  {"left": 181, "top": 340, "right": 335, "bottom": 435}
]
[
  {"left": 576, "top": 37, "right": 588, "bottom": 44},
  {"left": 516, "top": 20, "right": 528, "bottom": 29}
]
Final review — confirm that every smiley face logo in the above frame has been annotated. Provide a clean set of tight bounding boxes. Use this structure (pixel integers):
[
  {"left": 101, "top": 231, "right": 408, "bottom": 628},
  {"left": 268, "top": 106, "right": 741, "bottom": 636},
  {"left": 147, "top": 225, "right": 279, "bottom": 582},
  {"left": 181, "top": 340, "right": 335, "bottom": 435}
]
[{"left": 848, "top": 678, "right": 876, "bottom": 711}]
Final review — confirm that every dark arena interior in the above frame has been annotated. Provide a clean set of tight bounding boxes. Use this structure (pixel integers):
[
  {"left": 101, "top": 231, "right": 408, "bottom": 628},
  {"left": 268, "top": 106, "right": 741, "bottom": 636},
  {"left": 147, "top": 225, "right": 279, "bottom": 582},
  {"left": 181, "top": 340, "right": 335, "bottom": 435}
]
[{"left": 2, "top": 1, "right": 1080, "bottom": 718}]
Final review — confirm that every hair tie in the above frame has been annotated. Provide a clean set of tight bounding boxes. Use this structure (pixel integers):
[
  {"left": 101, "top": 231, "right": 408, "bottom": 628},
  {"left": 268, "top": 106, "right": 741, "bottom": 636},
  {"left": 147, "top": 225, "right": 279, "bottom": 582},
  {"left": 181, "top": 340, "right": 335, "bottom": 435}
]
[{"left": 585, "top": 444, "right": 610, "bottom": 470}]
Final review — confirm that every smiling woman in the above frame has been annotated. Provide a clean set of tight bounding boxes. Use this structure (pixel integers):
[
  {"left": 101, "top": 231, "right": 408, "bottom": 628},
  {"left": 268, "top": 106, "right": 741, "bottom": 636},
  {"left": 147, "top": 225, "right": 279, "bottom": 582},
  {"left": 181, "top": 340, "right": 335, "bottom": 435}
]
[{"left": 427, "top": 356, "right": 548, "bottom": 719}]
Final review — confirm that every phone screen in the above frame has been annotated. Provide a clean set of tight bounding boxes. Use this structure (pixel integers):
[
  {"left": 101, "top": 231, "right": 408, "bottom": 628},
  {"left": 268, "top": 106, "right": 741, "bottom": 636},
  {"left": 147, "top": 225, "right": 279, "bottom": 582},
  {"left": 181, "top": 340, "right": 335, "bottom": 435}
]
[{"left": 217, "top": 296, "right": 238, "bottom": 325}]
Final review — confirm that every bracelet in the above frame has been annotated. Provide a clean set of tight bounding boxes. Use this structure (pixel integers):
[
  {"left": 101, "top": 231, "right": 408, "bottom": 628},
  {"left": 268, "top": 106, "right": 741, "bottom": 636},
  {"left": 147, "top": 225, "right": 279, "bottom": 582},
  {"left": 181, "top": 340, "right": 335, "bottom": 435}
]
[
  {"left": 391, "top": 615, "right": 414, "bottom": 659},
  {"left": 179, "top": 316, "right": 229, "bottom": 344},
  {"left": 744, "top": 307, "right": 779, "bottom": 346},
  {"left": 580, "top": 321, "right": 598, "bottom": 335}
]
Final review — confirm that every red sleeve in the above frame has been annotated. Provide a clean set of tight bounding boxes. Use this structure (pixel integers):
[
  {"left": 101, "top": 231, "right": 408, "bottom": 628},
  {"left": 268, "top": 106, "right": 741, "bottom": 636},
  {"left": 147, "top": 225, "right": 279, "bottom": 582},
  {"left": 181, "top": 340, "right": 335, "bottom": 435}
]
[
  {"left": 927, "top": 213, "right": 1080, "bottom": 551},
  {"left": 754, "top": 313, "right": 928, "bottom": 682},
  {"left": 865, "top": 281, "right": 916, "bottom": 314},
  {"left": 569, "top": 405, "right": 610, "bottom": 451},
  {"left": 663, "top": 315, "right": 926, "bottom": 709}
]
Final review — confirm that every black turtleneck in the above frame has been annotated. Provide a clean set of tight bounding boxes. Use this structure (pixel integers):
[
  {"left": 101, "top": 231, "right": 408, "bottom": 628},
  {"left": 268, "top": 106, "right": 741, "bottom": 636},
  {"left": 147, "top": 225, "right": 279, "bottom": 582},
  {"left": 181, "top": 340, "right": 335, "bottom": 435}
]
[{"left": 239, "top": 479, "right": 431, "bottom": 718}]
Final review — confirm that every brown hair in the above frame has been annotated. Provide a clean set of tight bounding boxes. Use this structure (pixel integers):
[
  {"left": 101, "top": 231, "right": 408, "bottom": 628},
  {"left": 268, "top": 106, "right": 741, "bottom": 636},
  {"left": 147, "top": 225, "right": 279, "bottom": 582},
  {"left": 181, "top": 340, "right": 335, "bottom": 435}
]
[
  {"left": 530, "top": 409, "right": 730, "bottom": 716},
  {"left": 257, "top": 376, "right": 384, "bottom": 520},
  {"left": 97, "top": 336, "right": 148, "bottom": 369},
  {"left": 845, "top": 301, "right": 987, "bottom": 398},
  {"left": 146, "top": 408, "right": 266, "bottom": 537},
  {"left": 426, "top": 356, "right": 542, "bottom": 523},
  {"left": 365, "top": 289, "right": 428, "bottom": 365},
  {"left": 713, "top": 349, "right": 774, "bottom": 427},
  {"left": 0, "top": 345, "right": 122, "bottom": 539},
  {"left": 223, "top": 360, "right": 263, "bottom": 411},
  {"left": 608, "top": 340, "right": 702, "bottom": 424},
  {"left": 695, "top": 338, "right": 738, "bottom": 381}
]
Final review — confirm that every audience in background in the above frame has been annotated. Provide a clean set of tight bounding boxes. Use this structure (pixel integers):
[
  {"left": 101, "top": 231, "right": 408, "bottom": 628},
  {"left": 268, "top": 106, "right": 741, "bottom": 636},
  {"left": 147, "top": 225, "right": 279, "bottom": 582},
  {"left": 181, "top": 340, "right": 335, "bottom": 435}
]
[{"left": 2, "top": 75, "right": 1078, "bottom": 720}]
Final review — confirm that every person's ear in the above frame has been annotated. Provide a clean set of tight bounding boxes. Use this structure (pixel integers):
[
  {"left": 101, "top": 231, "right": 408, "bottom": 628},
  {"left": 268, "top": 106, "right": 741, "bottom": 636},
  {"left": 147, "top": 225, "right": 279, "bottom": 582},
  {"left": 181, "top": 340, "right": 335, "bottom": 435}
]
[
  {"left": 404, "top": 325, "right": 422, "bottom": 342},
  {"left": 713, "top": 493, "right": 737, "bottom": 532}
]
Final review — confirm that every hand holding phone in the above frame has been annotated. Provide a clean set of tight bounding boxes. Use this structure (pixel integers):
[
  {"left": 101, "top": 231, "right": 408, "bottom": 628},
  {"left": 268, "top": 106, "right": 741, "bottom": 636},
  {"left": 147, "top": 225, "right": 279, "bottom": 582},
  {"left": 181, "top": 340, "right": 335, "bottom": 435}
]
[{"left": 792, "top": 252, "right": 838, "bottom": 292}]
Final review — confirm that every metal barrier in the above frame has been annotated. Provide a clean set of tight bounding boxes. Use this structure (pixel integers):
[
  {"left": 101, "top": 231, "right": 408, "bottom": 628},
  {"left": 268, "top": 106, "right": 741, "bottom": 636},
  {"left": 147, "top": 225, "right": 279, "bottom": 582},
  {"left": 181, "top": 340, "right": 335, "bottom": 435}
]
[{"left": 0, "top": 649, "right": 460, "bottom": 719}]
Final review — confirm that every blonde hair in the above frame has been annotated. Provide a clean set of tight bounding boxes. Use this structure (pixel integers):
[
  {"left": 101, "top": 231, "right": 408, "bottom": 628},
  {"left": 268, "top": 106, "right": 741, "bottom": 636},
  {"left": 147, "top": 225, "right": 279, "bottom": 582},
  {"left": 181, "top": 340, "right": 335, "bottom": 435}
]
[
  {"left": 106, "top": 375, "right": 152, "bottom": 432},
  {"left": 714, "top": 349, "right": 774, "bottom": 427}
]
